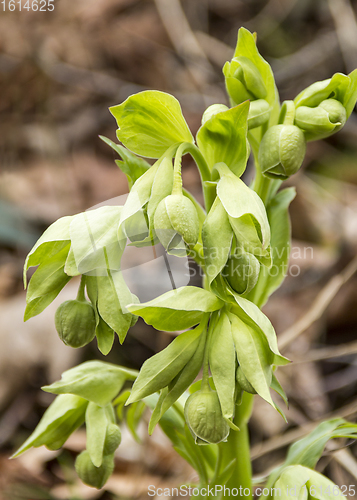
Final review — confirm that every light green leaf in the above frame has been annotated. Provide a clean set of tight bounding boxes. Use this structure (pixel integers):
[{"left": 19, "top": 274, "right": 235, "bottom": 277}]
[
  {"left": 209, "top": 312, "right": 236, "bottom": 420},
  {"left": 127, "top": 323, "right": 204, "bottom": 404},
  {"left": 86, "top": 402, "right": 108, "bottom": 467},
  {"left": 69, "top": 206, "right": 124, "bottom": 275},
  {"left": 216, "top": 165, "right": 270, "bottom": 254},
  {"left": 42, "top": 361, "right": 137, "bottom": 407},
  {"left": 344, "top": 69, "right": 357, "bottom": 118},
  {"left": 160, "top": 324, "right": 206, "bottom": 418},
  {"left": 96, "top": 269, "right": 133, "bottom": 343},
  {"left": 86, "top": 275, "right": 115, "bottom": 355},
  {"left": 126, "top": 401, "right": 146, "bottom": 441},
  {"left": 196, "top": 102, "right": 249, "bottom": 177},
  {"left": 294, "top": 73, "right": 350, "bottom": 109},
  {"left": 285, "top": 419, "right": 357, "bottom": 470},
  {"left": 127, "top": 286, "right": 223, "bottom": 331},
  {"left": 96, "top": 318, "right": 115, "bottom": 355},
  {"left": 202, "top": 197, "right": 233, "bottom": 286},
  {"left": 24, "top": 216, "right": 73, "bottom": 287},
  {"left": 110, "top": 90, "right": 193, "bottom": 158},
  {"left": 229, "top": 312, "right": 275, "bottom": 408},
  {"left": 119, "top": 160, "right": 160, "bottom": 227},
  {"left": 148, "top": 388, "right": 168, "bottom": 435},
  {"left": 232, "top": 294, "right": 289, "bottom": 365},
  {"left": 144, "top": 393, "right": 185, "bottom": 447},
  {"left": 12, "top": 394, "right": 88, "bottom": 457},
  {"left": 275, "top": 465, "right": 310, "bottom": 500},
  {"left": 25, "top": 244, "right": 71, "bottom": 321},
  {"left": 99, "top": 135, "right": 150, "bottom": 188},
  {"left": 232, "top": 27, "right": 280, "bottom": 123},
  {"left": 248, "top": 188, "right": 296, "bottom": 307},
  {"left": 271, "top": 374, "right": 288, "bottom": 407},
  {"left": 64, "top": 247, "right": 80, "bottom": 276}
]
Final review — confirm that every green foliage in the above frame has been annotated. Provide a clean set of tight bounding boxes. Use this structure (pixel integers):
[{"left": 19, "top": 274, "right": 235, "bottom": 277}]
[
  {"left": 16, "top": 25, "right": 357, "bottom": 492},
  {"left": 110, "top": 90, "right": 193, "bottom": 158}
]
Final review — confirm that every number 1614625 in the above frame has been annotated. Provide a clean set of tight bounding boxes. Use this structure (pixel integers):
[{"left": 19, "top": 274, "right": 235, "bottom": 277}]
[{"left": 1, "top": 0, "right": 54, "bottom": 11}]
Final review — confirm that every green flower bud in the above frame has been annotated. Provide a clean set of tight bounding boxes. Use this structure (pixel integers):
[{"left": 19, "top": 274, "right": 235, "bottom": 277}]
[
  {"left": 184, "top": 388, "right": 230, "bottom": 445},
  {"left": 103, "top": 424, "right": 122, "bottom": 455},
  {"left": 248, "top": 99, "right": 270, "bottom": 129},
  {"left": 75, "top": 450, "right": 114, "bottom": 489},
  {"left": 295, "top": 98, "right": 347, "bottom": 141},
  {"left": 124, "top": 208, "right": 149, "bottom": 243},
  {"left": 55, "top": 299, "right": 96, "bottom": 348},
  {"left": 236, "top": 367, "right": 257, "bottom": 394},
  {"left": 223, "top": 249, "right": 260, "bottom": 295},
  {"left": 201, "top": 104, "right": 229, "bottom": 126},
  {"left": 154, "top": 195, "right": 200, "bottom": 253},
  {"left": 259, "top": 125, "right": 306, "bottom": 180},
  {"left": 223, "top": 57, "right": 267, "bottom": 106}
]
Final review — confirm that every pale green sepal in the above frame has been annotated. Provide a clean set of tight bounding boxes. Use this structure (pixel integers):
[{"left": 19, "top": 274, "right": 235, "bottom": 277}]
[
  {"left": 202, "top": 197, "right": 233, "bottom": 286},
  {"left": 209, "top": 311, "right": 236, "bottom": 421},
  {"left": 110, "top": 90, "right": 193, "bottom": 158},
  {"left": 69, "top": 207, "right": 123, "bottom": 275},
  {"left": 159, "top": 324, "right": 206, "bottom": 417},
  {"left": 11, "top": 394, "right": 88, "bottom": 458},
  {"left": 85, "top": 402, "right": 108, "bottom": 467},
  {"left": 23, "top": 216, "right": 73, "bottom": 287},
  {"left": 216, "top": 165, "right": 270, "bottom": 252},
  {"left": 196, "top": 101, "right": 249, "bottom": 177},
  {"left": 127, "top": 287, "right": 223, "bottom": 331},
  {"left": 127, "top": 322, "right": 204, "bottom": 405},
  {"left": 232, "top": 293, "right": 289, "bottom": 365},
  {"left": 294, "top": 72, "right": 349, "bottom": 109},
  {"left": 24, "top": 244, "right": 71, "bottom": 321},
  {"left": 99, "top": 135, "right": 150, "bottom": 187},
  {"left": 42, "top": 361, "right": 137, "bottom": 407},
  {"left": 96, "top": 269, "right": 133, "bottom": 344},
  {"left": 148, "top": 388, "right": 168, "bottom": 435}
]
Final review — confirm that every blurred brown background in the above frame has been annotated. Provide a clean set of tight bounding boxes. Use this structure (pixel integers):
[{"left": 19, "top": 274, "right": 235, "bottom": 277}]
[{"left": 1, "top": 0, "right": 357, "bottom": 498}]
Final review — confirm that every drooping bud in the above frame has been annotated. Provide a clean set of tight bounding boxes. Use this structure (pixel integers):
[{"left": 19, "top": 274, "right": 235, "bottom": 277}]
[
  {"left": 201, "top": 104, "right": 229, "bottom": 126},
  {"left": 75, "top": 450, "right": 114, "bottom": 489},
  {"left": 295, "top": 98, "right": 347, "bottom": 141},
  {"left": 248, "top": 99, "right": 270, "bottom": 129},
  {"left": 184, "top": 388, "right": 230, "bottom": 445},
  {"left": 259, "top": 125, "right": 306, "bottom": 180},
  {"left": 236, "top": 366, "right": 257, "bottom": 394},
  {"left": 223, "top": 248, "right": 260, "bottom": 295},
  {"left": 55, "top": 299, "right": 96, "bottom": 348},
  {"left": 154, "top": 195, "right": 200, "bottom": 254},
  {"left": 103, "top": 424, "right": 122, "bottom": 455},
  {"left": 223, "top": 57, "right": 267, "bottom": 106}
]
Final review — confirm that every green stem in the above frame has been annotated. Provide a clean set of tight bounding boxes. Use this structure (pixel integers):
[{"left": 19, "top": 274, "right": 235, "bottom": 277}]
[
  {"left": 219, "top": 392, "right": 254, "bottom": 498},
  {"left": 76, "top": 275, "right": 86, "bottom": 301},
  {"left": 172, "top": 143, "right": 186, "bottom": 195},
  {"left": 182, "top": 143, "right": 214, "bottom": 212}
]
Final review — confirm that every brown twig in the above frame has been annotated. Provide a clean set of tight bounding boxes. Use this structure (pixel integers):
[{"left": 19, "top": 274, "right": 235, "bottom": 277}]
[{"left": 279, "top": 255, "right": 357, "bottom": 351}]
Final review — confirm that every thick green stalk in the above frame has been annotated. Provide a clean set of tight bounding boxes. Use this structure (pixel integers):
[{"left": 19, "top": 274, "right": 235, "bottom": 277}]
[{"left": 218, "top": 392, "right": 254, "bottom": 498}]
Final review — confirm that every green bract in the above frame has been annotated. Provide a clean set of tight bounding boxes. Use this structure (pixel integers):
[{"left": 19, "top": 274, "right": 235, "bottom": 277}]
[
  {"left": 259, "top": 125, "right": 306, "bottom": 180},
  {"left": 110, "top": 90, "right": 194, "bottom": 158},
  {"left": 197, "top": 101, "right": 249, "bottom": 177}
]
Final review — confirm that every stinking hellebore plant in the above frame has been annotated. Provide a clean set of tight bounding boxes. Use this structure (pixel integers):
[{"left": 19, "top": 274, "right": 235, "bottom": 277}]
[{"left": 12, "top": 27, "right": 357, "bottom": 495}]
